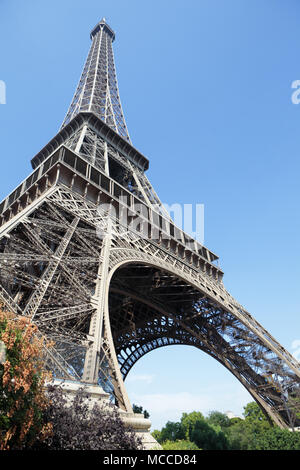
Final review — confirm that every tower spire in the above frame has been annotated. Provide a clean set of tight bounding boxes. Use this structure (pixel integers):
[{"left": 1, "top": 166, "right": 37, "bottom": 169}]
[{"left": 61, "top": 18, "right": 130, "bottom": 143}]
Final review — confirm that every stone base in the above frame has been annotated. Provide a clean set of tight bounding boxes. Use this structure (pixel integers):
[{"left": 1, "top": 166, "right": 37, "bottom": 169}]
[
  {"left": 118, "top": 410, "right": 161, "bottom": 450},
  {"left": 48, "top": 379, "right": 161, "bottom": 450}
]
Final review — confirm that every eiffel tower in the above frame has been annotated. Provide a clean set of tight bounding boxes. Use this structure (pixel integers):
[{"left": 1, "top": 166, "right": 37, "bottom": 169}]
[{"left": 0, "top": 17, "right": 299, "bottom": 429}]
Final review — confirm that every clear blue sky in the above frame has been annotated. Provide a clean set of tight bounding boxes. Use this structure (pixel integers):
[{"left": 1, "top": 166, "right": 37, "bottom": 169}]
[{"left": 1, "top": 0, "right": 300, "bottom": 430}]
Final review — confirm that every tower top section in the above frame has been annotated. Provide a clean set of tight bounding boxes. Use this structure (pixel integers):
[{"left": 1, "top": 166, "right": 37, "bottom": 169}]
[
  {"left": 61, "top": 17, "right": 131, "bottom": 142},
  {"left": 90, "top": 17, "right": 115, "bottom": 42}
]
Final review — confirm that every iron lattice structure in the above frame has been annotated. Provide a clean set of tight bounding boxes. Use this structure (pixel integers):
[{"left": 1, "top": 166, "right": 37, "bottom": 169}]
[
  {"left": 0, "top": 18, "right": 299, "bottom": 428},
  {"left": 61, "top": 19, "right": 131, "bottom": 142}
]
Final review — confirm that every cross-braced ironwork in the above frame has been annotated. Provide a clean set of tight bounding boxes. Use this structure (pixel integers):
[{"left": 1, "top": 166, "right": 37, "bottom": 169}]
[
  {"left": 0, "top": 18, "right": 299, "bottom": 429},
  {"left": 61, "top": 18, "right": 131, "bottom": 143}
]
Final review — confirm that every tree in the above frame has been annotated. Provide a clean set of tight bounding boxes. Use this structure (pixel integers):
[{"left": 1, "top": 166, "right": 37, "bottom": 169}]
[
  {"left": 225, "top": 402, "right": 273, "bottom": 450},
  {"left": 243, "top": 401, "right": 271, "bottom": 428},
  {"left": 190, "top": 419, "right": 229, "bottom": 450},
  {"left": 162, "top": 439, "right": 201, "bottom": 450},
  {"left": 180, "top": 411, "right": 229, "bottom": 450},
  {"left": 251, "top": 427, "right": 300, "bottom": 450},
  {"left": 156, "top": 411, "right": 229, "bottom": 450},
  {"left": 206, "top": 411, "right": 231, "bottom": 430},
  {"left": 151, "top": 429, "right": 162, "bottom": 442},
  {"left": 33, "top": 384, "right": 143, "bottom": 450},
  {"left": 158, "top": 420, "right": 185, "bottom": 443},
  {"left": 224, "top": 418, "right": 250, "bottom": 450},
  {"left": 286, "top": 386, "right": 300, "bottom": 428},
  {"left": 132, "top": 403, "right": 150, "bottom": 419},
  {"left": 0, "top": 307, "right": 52, "bottom": 450},
  {"left": 153, "top": 401, "right": 300, "bottom": 451},
  {"left": 180, "top": 411, "right": 205, "bottom": 440}
]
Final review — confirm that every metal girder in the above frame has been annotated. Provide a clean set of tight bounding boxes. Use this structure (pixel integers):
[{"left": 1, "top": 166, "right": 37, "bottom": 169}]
[
  {"left": 48, "top": 188, "right": 300, "bottom": 381},
  {"left": 23, "top": 217, "right": 80, "bottom": 319},
  {"left": 61, "top": 19, "right": 131, "bottom": 143},
  {"left": 0, "top": 283, "right": 79, "bottom": 381},
  {"left": 108, "top": 284, "right": 288, "bottom": 427},
  {"left": 82, "top": 220, "right": 112, "bottom": 384}
]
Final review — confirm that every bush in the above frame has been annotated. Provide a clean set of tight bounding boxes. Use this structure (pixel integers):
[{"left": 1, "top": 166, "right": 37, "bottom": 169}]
[
  {"left": 190, "top": 419, "right": 229, "bottom": 450},
  {"left": 158, "top": 420, "right": 185, "bottom": 443},
  {"left": 133, "top": 403, "right": 150, "bottom": 419},
  {"left": 162, "top": 439, "right": 201, "bottom": 450},
  {"left": 33, "top": 384, "right": 143, "bottom": 450},
  {"left": 250, "top": 427, "right": 300, "bottom": 450},
  {"left": 0, "top": 307, "right": 52, "bottom": 450},
  {"left": 155, "top": 411, "right": 229, "bottom": 450},
  {"left": 206, "top": 411, "right": 231, "bottom": 430}
]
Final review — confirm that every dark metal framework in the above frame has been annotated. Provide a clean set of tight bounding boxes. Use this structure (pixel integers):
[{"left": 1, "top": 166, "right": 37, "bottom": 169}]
[
  {"left": 0, "top": 18, "right": 299, "bottom": 428},
  {"left": 61, "top": 18, "right": 131, "bottom": 142}
]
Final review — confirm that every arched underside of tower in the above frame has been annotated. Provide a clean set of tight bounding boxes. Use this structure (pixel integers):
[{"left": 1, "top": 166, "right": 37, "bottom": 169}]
[{"left": 108, "top": 261, "right": 299, "bottom": 428}]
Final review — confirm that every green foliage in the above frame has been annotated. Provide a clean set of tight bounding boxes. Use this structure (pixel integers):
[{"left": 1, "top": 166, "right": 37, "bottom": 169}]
[
  {"left": 159, "top": 420, "right": 185, "bottom": 443},
  {"left": 132, "top": 403, "right": 150, "bottom": 419},
  {"left": 224, "top": 418, "right": 251, "bottom": 450},
  {"left": 180, "top": 411, "right": 204, "bottom": 440},
  {"left": 190, "top": 419, "right": 229, "bottom": 450},
  {"left": 243, "top": 402, "right": 271, "bottom": 428},
  {"left": 250, "top": 427, "right": 300, "bottom": 450},
  {"left": 156, "top": 401, "right": 300, "bottom": 451},
  {"left": 206, "top": 411, "right": 231, "bottom": 430},
  {"left": 224, "top": 402, "right": 272, "bottom": 450},
  {"left": 287, "top": 388, "right": 300, "bottom": 425},
  {"left": 162, "top": 439, "right": 201, "bottom": 450},
  {"left": 156, "top": 411, "right": 228, "bottom": 450},
  {"left": 151, "top": 429, "right": 162, "bottom": 442}
]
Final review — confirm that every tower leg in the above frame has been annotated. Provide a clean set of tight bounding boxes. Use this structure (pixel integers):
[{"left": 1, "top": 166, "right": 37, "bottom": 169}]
[
  {"left": 82, "top": 219, "right": 112, "bottom": 384},
  {"left": 81, "top": 220, "right": 133, "bottom": 412}
]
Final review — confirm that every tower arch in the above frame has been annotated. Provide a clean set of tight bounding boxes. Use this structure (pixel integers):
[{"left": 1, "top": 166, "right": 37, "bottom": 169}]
[{"left": 106, "top": 255, "right": 299, "bottom": 428}]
